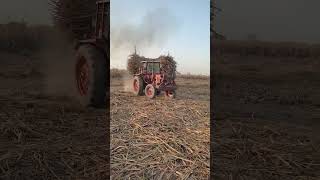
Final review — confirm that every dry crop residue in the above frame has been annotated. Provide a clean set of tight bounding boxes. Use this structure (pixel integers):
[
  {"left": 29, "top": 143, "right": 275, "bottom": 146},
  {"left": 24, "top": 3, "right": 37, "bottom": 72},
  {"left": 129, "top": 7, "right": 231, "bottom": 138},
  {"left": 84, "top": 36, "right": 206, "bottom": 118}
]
[
  {"left": 212, "top": 52, "right": 320, "bottom": 179},
  {"left": 110, "top": 76, "right": 210, "bottom": 179},
  {"left": 0, "top": 52, "right": 109, "bottom": 179}
]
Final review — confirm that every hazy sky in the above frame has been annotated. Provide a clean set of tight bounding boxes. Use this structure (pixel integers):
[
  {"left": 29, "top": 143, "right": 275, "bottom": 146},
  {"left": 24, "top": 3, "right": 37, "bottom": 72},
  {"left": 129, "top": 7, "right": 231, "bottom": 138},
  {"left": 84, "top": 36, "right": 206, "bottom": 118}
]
[
  {"left": 0, "top": 0, "right": 51, "bottom": 25},
  {"left": 216, "top": 0, "right": 320, "bottom": 43},
  {"left": 111, "top": 0, "right": 210, "bottom": 75}
]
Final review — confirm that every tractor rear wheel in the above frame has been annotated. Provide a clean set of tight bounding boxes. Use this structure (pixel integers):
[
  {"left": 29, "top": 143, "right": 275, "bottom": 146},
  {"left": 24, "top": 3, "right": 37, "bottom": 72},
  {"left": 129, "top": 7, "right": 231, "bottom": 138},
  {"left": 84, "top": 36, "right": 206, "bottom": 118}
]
[
  {"left": 145, "top": 84, "right": 156, "bottom": 99},
  {"left": 133, "top": 76, "right": 144, "bottom": 96},
  {"left": 75, "top": 44, "right": 107, "bottom": 108},
  {"left": 165, "top": 90, "right": 176, "bottom": 99}
]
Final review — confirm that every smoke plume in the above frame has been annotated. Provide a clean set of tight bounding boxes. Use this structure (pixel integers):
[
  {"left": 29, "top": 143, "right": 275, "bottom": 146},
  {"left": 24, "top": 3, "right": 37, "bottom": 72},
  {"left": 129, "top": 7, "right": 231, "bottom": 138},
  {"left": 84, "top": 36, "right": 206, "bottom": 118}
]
[{"left": 111, "top": 7, "right": 180, "bottom": 61}]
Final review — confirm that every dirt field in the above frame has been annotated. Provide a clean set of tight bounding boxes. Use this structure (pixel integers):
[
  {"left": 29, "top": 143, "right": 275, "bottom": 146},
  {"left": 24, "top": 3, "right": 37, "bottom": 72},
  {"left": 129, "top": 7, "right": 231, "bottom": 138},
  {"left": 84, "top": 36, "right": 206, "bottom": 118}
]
[
  {"left": 0, "top": 51, "right": 210, "bottom": 179},
  {"left": 110, "top": 74, "right": 210, "bottom": 179},
  {"left": 3, "top": 46, "right": 319, "bottom": 179},
  {"left": 212, "top": 53, "right": 320, "bottom": 179},
  {"left": 0, "top": 52, "right": 109, "bottom": 179}
]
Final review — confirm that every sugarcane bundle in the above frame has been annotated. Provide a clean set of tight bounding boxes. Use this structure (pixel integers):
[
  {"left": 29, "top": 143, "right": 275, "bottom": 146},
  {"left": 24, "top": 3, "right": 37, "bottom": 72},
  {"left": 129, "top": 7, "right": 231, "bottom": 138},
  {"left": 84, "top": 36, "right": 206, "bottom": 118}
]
[
  {"left": 127, "top": 53, "right": 142, "bottom": 75},
  {"left": 49, "top": 0, "right": 97, "bottom": 40},
  {"left": 127, "top": 53, "right": 177, "bottom": 80},
  {"left": 159, "top": 55, "right": 177, "bottom": 80}
]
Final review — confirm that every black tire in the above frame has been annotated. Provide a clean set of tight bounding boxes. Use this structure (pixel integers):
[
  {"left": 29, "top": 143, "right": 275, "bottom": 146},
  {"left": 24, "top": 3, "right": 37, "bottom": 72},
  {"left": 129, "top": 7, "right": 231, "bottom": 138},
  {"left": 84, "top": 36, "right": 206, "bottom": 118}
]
[
  {"left": 75, "top": 44, "right": 107, "bottom": 108},
  {"left": 145, "top": 84, "right": 156, "bottom": 99},
  {"left": 156, "top": 90, "right": 161, "bottom": 95},
  {"left": 133, "top": 76, "right": 144, "bottom": 96},
  {"left": 165, "top": 90, "right": 176, "bottom": 99}
]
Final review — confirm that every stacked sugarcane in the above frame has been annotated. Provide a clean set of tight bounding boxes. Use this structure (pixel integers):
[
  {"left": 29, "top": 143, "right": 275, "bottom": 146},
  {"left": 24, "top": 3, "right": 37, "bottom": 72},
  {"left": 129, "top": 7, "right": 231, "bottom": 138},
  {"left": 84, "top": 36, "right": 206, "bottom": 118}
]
[
  {"left": 127, "top": 52, "right": 177, "bottom": 80},
  {"left": 159, "top": 55, "right": 177, "bottom": 80},
  {"left": 127, "top": 53, "right": 143, "bottom": 75},
  {"left": 49, "top": 0, "right": 97, "bottom": 40}
]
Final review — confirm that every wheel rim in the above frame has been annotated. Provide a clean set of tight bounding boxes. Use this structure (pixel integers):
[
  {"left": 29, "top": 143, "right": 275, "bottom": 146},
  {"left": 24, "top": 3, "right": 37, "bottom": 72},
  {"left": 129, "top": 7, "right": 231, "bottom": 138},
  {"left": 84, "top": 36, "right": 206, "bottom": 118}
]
[
  {"left": 147, "top": 86, "right": 153, "bottom": 96},
  {"left": 166, "top": 91, "right": 174, "bottom": 97},
  {"left": 133, "top": 79, "right": 139, "bottom": 92},
  {"left": 76, "top": 57, "right": 89, "bottom": 96}
]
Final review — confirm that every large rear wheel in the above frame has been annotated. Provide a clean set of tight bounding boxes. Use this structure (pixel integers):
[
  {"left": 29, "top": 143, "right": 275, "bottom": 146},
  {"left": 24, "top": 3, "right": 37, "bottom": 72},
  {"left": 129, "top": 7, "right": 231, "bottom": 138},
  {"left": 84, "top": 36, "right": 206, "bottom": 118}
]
[
  {"left": 133, "top": 76, "right": 144, "bottom": 96},
  {"left": 75, "top": 44, "right": 107, "bottom": 108}
]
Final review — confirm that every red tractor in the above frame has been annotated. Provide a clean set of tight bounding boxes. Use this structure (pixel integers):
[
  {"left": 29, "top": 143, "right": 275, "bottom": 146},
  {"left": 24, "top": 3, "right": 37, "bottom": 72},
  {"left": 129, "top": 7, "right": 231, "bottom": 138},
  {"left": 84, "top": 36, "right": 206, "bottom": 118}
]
[
  {"left": 51, "top": 0, "right": 109, "bottom": 108},
  {"left": 132, "top": 60, "right": 177, "bottom": 99},
  {"left": 73, "top": 0, "right": 109, "bottom": 108}
]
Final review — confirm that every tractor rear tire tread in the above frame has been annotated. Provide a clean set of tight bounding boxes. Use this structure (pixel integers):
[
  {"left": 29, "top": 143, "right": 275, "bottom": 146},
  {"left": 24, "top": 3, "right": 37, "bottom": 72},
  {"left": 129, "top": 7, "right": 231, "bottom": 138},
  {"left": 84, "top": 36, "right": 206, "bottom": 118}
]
[{"left": 76, "top": 44, "right": 107, "bottom": 108}]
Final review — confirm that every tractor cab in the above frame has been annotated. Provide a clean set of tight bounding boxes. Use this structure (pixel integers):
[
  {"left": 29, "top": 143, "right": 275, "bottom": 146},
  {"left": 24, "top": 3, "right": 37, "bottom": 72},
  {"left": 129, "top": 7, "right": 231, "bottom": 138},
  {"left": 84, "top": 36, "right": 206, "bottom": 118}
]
[
  {"left": 140, "top": 61, "right": 163, "bottom": 87},
  {"left": 144, "top": 61, "right": 160, "bottom": 74}
]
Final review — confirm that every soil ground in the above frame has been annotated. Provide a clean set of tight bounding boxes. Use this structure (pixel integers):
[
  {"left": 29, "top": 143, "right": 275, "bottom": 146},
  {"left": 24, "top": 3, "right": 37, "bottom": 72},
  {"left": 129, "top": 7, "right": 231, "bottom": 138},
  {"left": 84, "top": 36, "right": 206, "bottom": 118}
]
[
  {"left": 2, "top": 49, "right": 319, "bottom": 179},
  {"left": 0, "top": 51, "right": 210, "bottom": 179},
  {"left": 0, "top": 52, "right": 109, "bottom": 179},
  {"left": 212, "top": 54, "right": 320, "bottom": 179}
]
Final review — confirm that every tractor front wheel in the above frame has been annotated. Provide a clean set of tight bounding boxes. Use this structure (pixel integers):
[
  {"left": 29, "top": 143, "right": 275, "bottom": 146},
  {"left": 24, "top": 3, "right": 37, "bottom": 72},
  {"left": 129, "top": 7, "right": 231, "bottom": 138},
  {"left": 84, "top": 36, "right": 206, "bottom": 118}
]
[
  {"left": 165, "top": 90, "right": 176, "bottom": 99},
  {"left": 145, "top": 84, "right": 156, "bottom": 99}
]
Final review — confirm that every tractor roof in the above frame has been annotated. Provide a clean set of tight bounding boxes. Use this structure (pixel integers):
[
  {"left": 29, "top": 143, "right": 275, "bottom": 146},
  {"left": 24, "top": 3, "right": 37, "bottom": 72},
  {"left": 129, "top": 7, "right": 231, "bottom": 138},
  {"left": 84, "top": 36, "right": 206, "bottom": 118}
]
[
  {"left": 141, "top": 60, "right": 161, "bottom": 63},
  {"left": 97, "top": 0, "right": 109, "bottom": 3}
]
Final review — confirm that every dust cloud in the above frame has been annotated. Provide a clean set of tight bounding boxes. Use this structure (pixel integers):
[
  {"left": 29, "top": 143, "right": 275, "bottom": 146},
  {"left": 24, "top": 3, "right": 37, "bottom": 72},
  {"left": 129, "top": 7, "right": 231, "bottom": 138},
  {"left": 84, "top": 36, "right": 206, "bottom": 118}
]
[
  {"left": 37, "top": 30, "right": 79, "bottom": 99},
  {"left": 122, "top": 73, "right": 133, "bottom": 92},
  {"left": 41, "top": 48, "right": 78, "bottom": 98}
]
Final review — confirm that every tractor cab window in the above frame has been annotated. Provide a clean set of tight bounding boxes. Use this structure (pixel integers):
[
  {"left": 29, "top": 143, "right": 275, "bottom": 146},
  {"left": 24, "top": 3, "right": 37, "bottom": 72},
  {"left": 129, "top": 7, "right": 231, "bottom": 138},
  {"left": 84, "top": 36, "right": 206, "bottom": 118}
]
[
  {"left": 147, "top": 63, "right": 160, "bottom": 73},
  {"left": 142, "top": 63, "right": 147, "bottom": 73}
]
